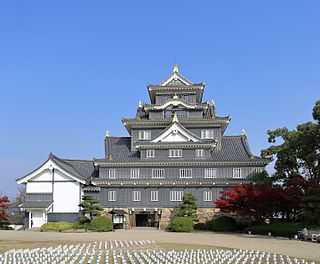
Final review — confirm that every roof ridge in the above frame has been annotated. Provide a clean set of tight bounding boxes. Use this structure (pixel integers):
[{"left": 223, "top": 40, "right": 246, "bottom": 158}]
[
  {"left": 62, "top": 158, "right": 93, "bottom": 163},
  {"left": 49, "top": 153, "right": 86, "bottom": 178}
]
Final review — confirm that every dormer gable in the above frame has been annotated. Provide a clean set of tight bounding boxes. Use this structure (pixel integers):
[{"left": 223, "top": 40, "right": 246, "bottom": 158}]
[
  {"left": 160, "top": 64, "right": 193, "bottom": 86},
  {"left": 151, "top": 115, "right": 200, "bottom": 143}
]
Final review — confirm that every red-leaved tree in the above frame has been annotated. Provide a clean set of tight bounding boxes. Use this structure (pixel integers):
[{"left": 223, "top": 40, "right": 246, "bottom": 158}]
[
  {"left": 0, "top": 196, "right": 10, "bottom": 222},
  {"left": 215, "top": 184, "right": 284, "bottom": 222}
]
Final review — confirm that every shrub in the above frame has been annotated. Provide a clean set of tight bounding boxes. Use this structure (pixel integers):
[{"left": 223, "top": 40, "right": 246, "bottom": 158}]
[
  {"left": 40, "top": 222, "right": 73, "bottom": 232},
  {"left": 73, "top": 216, "right": 91, "bottom": 230},
  {"left": 194, "top": 223, "right": 207, "bottom": 231},
  {"left": 88, "top": 216, "right": 113, "bottom": 232},
  {"left": 244, "top": 222, "right": 302, "bottom": 238},
  {"left": 206, "top": 216, "right": 239, "bottom": 232},
  {"left": 167, "top": 217, "right": 194, "bottom": 233}
]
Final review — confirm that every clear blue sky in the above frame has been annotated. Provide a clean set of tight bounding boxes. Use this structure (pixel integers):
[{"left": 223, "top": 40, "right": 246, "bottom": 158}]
[{"left": 0, "top": 1, "right": 319, "bottom": 198}]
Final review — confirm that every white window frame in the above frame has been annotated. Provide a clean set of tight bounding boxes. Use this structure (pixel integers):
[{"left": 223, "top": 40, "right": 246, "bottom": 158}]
[
  {"left": 205, "top": 168, "right": 217, "bottom": 178},
  {"left": 133, "top": 190, "right": 141, "bottom": 201},
  {"left": 169, "top": 149, "right": 182, "bottom": 157},
  {"left": 233, "top": 168, "right": 242, "bottom": 179},
  {"left": 201, "top": 130, "right": 214, "bottom": 139},
  {"left": 146, "top": 149, "right": 155, "bottom": 158},
  {"left": 108, "top": 190, "right": 116, "bottom": 201},
  {"left": 179, "top": 168, "right": 192, "bottom": 178},
  {"left": 109, "top": 169, "right": 116, "bottom": 179},
  {"left": 170, "top": 190, "right": 184, "bottom": 201},
  {"left": 130, "top": 168, "right": 140, "bottom": 179},
  {"left": 195, "top": 149, "right": 205, "bottom": 157},
  {"left": 152, "top": 169, "right": 165, "bottom": 178},
  {"left": 151, "top": 190, "right": 159, "bottom": 202},
  {"left": 139, "top": 130, "right": 151, "bottom": 140},
  {"left": 203, "top": 190, "right": 212, "bottom": 202}
]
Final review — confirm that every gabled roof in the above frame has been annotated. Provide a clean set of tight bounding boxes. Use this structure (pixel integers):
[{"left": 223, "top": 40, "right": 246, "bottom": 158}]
[
  {"left": 150, "top": 117, "right": 200, "bottom": 143},
  {"left": 147, "top": 64, "right": 205, "bottom": 104},
  {"left": 16, "top": 153, "right": 95, "bottom": 184}
]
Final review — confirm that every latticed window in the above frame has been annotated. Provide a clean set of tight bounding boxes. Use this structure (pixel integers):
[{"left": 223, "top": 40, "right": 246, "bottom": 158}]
[
  {"left": 201, "top": 130, "right": 214, "bottom": 139},
  {"left": 151, "top": 191, "right": 158, "bottom": 201},
  {"left": 108, "top": 191, "right": 116, "bottom": 201},
  {"left": 205, "top": 168, "right": 217, "bottom": 178},
  {"left": 179, "top": 169, "right": 192, "bottom": 178},
  {"left": 170, "top": 190, "right": 183, "bottom": 201},
  {"left": 253, "top": 167, "right": 263, "bottom": 174},
  {"left": 203, "top": 190, "right": 212, "bottom": 201},
  {"left": 146, "top": 149, "right": 155, "bottom": 158},
  {"left": 169, "top": 149, "right": 182, "bottom": 157},
  {"left": 195, "top": 149, "right": 205, "bottom": 157},
  {"left": 152, "top": 169, "right": 165, "bottom": 178},
  {"left": 109, "top": 169, "right": 116, "bottom": 179},
  {"left": 130, "top": 169, "right": 140, "bottom": 179},
  {"left": 132, "top": 191, "right": 141, "bottom": 201},
  {"left": 233, "top": 168, "right": 242, "bottom": 178},
  {"left": 138, "top": 130, "right": 151, "bottom": 140}
]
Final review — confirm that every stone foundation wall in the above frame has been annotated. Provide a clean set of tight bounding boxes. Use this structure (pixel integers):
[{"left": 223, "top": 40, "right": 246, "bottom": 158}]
[
  {"left": 196, "top": 208, "right": 219, "bottom": 223},
  {"left": 102, "top": 207, "right": 219, "bottom": 230},
  {"left": 159, "top": 208, "right": 174, "bottom": 230}
]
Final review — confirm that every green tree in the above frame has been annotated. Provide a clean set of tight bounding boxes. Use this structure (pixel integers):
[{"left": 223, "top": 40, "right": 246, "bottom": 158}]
[
  {"left": 176, "top": 193, "right": 197, "bottom": 220},
  {"left": 79, "top": 195, "right": 102, "bottom": 220},
  {"left": 300, "top": 187, "right": 320, "bottom": 225},
  {"left": 261, "top": 100, "right": 320, "bottom": 184}
]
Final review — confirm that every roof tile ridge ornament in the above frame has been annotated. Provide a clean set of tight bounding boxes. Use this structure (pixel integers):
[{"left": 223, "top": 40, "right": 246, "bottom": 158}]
[
  {"left": 172, "top": 112, "right": 179, "bottom": 123},
  {"left": 105, "top": 130, "right": 111, "bottom": 137},
  {"left": 173, "top": 63, "right": 179, "bottom": 73},
  {"left": 241, "top": 128, "right": 247, "bottom": 137},
  {"left": 172, "top": 93, "right": 179, "bottom": 100}
]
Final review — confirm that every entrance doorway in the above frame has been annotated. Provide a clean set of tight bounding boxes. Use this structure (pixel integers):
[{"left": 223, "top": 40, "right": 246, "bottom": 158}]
[
  {"left": 136, "top": 214, "right": 148, "bottom": 227},
  {"left": 135, "top": 213, "right": 156, "bottom": 227}
]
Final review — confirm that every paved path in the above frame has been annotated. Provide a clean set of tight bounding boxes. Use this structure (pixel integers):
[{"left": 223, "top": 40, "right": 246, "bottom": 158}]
[{"left": 0, "top": 229, "right": 319, "bottom": 261}]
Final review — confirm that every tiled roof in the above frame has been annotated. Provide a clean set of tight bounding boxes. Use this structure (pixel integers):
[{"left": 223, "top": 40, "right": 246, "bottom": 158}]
[
  {"left": 20, "top": 200, "right": 53, "bottom": 209},
  {"left": 49, "top": 153, "right": 95, "bottom": 181},
  {"left": 101, "top": 135, "right": 268, "bottom": 164}
]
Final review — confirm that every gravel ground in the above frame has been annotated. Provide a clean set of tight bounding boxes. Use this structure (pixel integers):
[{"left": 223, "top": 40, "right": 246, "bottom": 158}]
[{"left": 0, "top": 229, "right": 319, "bottom": 261}]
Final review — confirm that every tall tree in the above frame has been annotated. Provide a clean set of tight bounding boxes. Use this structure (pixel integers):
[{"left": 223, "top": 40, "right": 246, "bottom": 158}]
[
  {"left": 261, "top": 100, "right": 320, "bottom": 183},
  {"left": 300, "top": 186, "right": 320, "bottom": 225},
  {"left": 79, "top": 195, "right": 102, "bottom": 220}
]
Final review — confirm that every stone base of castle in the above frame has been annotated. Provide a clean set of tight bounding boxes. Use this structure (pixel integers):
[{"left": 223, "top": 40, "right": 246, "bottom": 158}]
[{"left": 101, "top": 207, "right": 218, "bottom": 230}]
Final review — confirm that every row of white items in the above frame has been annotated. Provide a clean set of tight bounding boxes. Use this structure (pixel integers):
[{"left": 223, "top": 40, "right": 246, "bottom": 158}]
[{"left": 0, "top": 243, "right": 316, "bottom": 264}]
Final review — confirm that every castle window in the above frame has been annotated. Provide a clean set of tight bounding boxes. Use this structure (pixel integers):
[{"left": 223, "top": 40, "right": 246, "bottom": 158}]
[
  {"left": 151, "top": 190, "right": 159, "bottom": 201},
  {"left": 109, "top": 169, "right": 116, "bottom": 179},
  {"left": 233, "top": 168, "right": 242, "bottom": 178},
  {"left": 169, "top": 149, "right": 182, "bottom": 157},
  {"left": 253, "top": 167, "right": 263, "bottom": 174},
  {"left": 195, "top": 149, "right": 205, "bottom": 157},
  {"left": 146, "top": 149, "right": 155, "bottom": 158},
  {"left": 203, "top": 190, "right": 212, "bottom": 201},
  {"left": 108, "top": 191, "right": 116, "bottom": 201},
  {"left": 170, "top": 190, "right": 183, "bottom": 201},
  {"left": 205, "top": 168, "right": 217, "bottom": 178},
  {"left": 130, "top": 169, "right": 140, "bottom": 179},
  {"left": 201, "top": 130, "right": 214, "bottom": 139},
  {"left": 152, "top": 169, "right": 165, "bottom": 178},
  {"left": 133, "top": 190, "right": 141, "bottom": 201},
  {"left": 139, "top": 130, "right": 151, "bottom": 140},
  {"left": 179, "top": 169, "right": 192, "bottom": 178}
]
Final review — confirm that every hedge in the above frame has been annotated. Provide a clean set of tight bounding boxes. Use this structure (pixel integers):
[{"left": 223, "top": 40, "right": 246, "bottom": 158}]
[
  {"left": 40, "top": 222, "right": 73, "bottom": 232},
  {"left": 87, "top": 216, "right": 113, "bottom": 232},
  {"left": 244, "top": 222, "right": 302, "bottom": 238},
  {"left": 73, "top": 216, "right": 91, "bottom": 230},
  {"left": 167, "top": 217, "right": 194, "bottom": 232},
  {"left": 206, "top": 216, "right": 239, "bottom": 232}
]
